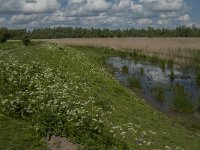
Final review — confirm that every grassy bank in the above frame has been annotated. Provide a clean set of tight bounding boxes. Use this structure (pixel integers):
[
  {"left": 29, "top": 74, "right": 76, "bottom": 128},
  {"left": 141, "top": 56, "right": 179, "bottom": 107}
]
[{"left": 0, "top": 41, "right": 200, "bottom": 149}]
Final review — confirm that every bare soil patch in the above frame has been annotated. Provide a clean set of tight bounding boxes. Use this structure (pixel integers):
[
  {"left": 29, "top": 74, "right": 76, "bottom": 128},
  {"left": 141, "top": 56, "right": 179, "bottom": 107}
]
[{"left": 45, "top": 136, "right": 78, "bottom": 150}]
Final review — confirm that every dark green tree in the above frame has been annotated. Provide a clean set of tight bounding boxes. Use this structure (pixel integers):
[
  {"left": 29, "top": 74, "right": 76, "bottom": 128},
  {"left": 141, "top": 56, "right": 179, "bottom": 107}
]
[
  {"left": 22, "top": 36, "right": 31, "bottom": 46},
  {"left": 0, "top": 28, "right": 9, "bottom": 43}
]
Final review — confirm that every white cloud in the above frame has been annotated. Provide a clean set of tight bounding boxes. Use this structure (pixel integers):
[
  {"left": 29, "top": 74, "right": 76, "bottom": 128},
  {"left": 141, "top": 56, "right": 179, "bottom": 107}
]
[
  {"left": 0, "top": 0, "right": 195, "bottom": 29},
  {"left": 157, "top": 19, "right": 171, "bottom": 25},
  {"left": 0, "top": 0, "right": 60, "bottom": 14},
  {"left": 139, "top": 0, "right": 188, "bottom": 11},
  {"left": 178, "top": 14, "right": 191, "bottom": 22},
  {"left": 0, "top": 17, "right": 6, "bottom": 25},
  {"left": 22, "top": 0, "right": 60, "bottom": 13},
  {"left": 65, "top": 0, "right": 111, "bottom": 17},
  {"left": 137, "top": 18, "right": 153, "bottom": 25},
  {"left": 10, "top": 14, "right": 38, "bottom": 24},
  {"left": 113, "top": 0, "right": 131, "bottom": 11}
]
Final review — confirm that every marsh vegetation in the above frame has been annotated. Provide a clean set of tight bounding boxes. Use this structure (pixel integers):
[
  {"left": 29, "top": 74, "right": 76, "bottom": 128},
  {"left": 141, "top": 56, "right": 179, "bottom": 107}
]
[{"left": 1, "top": 41, "right": 200, "bottom": 150}]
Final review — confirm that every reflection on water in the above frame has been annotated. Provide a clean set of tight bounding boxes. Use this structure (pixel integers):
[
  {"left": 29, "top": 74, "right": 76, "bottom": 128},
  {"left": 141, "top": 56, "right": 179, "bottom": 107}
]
[{"left": 107, "top": 57, "right": 200, "bottom": 113}]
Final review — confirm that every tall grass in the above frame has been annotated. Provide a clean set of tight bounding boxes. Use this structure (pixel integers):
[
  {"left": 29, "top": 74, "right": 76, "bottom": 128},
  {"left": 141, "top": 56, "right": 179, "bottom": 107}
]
[
  {"left": 169, "top": 70, "right": 175, "bottom": 82},
  {"left": 153, "top": 85, "right": 165, "bottom": 102},
  {"left": 172, "top": 84, "right": 194, "bottom": 113},
  {"left": 45, "top": 38, "right": 200, "bottom": 65},
  {"left": 122, "top": 65, "right": 129, "bottom": 74},
  {"left": 128, "top": 76, "right": 141, "bottom": 89},
  {"left": 160, "top": 60, "right": 166, "bottom": 72},
  {"left": 168, "top": 59, "right": 174, "bottom": 70},
  {"left": 196, "top": 73, "right": 200, "bottom": 87}
]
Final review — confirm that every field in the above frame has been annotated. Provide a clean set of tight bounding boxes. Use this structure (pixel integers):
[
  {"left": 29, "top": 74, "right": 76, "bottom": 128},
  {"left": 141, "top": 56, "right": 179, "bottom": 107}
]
[
  {"left": 0, "top": 41, "right": 200, "bottom": 150},
  {"left": 43, "top": 38, "right": 200, "bottom": 64}
]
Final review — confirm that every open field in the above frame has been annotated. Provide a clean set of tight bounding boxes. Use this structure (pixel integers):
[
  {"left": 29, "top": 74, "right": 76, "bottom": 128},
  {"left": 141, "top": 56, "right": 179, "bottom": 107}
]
[{"left": 43, "top": 38, "right": 200, "bottom": 64}]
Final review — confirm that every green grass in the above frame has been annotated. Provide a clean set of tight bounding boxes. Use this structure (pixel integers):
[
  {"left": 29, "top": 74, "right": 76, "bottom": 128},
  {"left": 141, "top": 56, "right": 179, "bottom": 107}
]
[
  {"left": 0, "top": 115, "right": 47, "bottom": 150},
  {"left": 160, "top": 60, "right": 166, "bottom": 72},
  {"left": 169, "top": 70, "right": 175, "bottom": 82},
  {"left": 168, "top": 59, "right": 174, "bottom": 70},
  {"left": 153, "top": 85, "right": 165, "bottom": 102},
  {"left": 128, "top": 76, "right": 142, "bottom": 89},
  {"left": 0, "top": 41, "right": 200, "bottom": 150},
  {"left": 172, "top": 84, "right": 195, "bottom": 113}
]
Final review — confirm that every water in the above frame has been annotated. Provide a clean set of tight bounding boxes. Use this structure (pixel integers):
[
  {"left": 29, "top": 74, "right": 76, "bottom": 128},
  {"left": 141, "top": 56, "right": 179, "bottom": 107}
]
[{"left": 107, "top": 57, "right": 200, "bottom": 113}]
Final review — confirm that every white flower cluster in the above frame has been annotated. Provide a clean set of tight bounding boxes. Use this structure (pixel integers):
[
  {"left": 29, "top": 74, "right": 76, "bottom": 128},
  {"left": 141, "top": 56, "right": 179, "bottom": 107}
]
[{"left": 0, "top": 44, "right": 121, "bottom": 145}]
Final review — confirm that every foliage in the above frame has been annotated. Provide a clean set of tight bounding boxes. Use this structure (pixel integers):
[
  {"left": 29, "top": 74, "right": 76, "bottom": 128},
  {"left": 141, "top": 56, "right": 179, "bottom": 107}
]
[
  {"left": 0, "top": 115, "right": 48, "bottom": 150},
  {"left": 0, "top": 28, "right": 9, "bottom": 43},
  {"left": 1, "top": 42, "right": 200, "bottom": 150},
  {"left": 7, "top": 25, "right": 200, "bottom": 39},
  {"left": 140, "top": 67, "right": 144, "bottom": 76},
  {"left": 0, "top": 44, "right": 128, "bottom": 149},
  {"left": 160, "top": 60, "right": 166, "bottom": 72},
  {"left": 22, "top": 36, "right": 31, "bottom": 46},
  {"left": 196, "top": 73, "right": 200, "bottom": 87},
  {"left": 122, "top": 65, "right": 129, "bottom": 73},
  {"left": 168, "top": 59, "right": 174, "bottom": 70},
  {"left": 153, "top": 85, "right": 165, "bottom": 101},
  {"left": 169, "top": 70, "right": 175, "bottom": 82},
  {"left": 172, "top": 84, "right": 194, "bottom": 113},
  {"left": 128, "top": 76, "right": 141, "bottom": 89}
]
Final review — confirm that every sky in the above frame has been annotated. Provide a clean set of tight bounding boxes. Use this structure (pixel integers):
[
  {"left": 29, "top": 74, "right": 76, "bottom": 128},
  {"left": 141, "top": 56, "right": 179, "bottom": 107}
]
[{"left": 0, "top": 0, "right": 199, "bottom": 29}]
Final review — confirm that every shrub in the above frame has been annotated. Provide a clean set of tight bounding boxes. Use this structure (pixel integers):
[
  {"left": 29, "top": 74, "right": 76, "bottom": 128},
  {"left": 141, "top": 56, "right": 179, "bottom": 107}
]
[
  {"left": 22, "top": 36, "right": 31, "bottom": 46},
  {"left": 128, "top": 76, "right": 141, "bottom": 89},
  {"left": 0, "top": 28, "right": 9, "bottom": 43}
]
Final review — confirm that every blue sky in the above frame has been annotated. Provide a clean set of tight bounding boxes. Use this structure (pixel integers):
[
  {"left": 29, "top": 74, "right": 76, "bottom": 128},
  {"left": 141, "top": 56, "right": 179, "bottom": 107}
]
[{"left": 0, "top": 0, "right": 199, "bottom": 29}]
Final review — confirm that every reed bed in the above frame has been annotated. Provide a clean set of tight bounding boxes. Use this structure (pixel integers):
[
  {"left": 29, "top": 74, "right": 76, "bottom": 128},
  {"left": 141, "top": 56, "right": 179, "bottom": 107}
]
[{"left": 43, "top": 38, "right": 200, "bottom": 64}]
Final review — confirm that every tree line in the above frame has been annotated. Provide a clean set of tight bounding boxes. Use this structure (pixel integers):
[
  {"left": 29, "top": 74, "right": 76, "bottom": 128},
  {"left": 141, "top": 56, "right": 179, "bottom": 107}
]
[{"left": 1, "top": 25, "right": 200, "bottom": 41}]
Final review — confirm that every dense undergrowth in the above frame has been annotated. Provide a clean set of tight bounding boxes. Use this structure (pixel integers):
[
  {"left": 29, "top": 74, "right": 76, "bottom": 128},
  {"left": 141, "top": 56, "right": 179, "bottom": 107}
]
[{"left": 0, "top": 42, "right": 200, "bottom": 150}]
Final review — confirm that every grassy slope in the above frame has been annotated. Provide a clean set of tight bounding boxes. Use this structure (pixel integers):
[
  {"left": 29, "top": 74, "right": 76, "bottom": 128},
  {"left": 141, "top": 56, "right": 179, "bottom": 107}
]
[
  {"left": 0, "top": 115, "right": 47, "bottom": 150},
  {"left": 0, "top": 41, "right": 199, "bottom": 150}
]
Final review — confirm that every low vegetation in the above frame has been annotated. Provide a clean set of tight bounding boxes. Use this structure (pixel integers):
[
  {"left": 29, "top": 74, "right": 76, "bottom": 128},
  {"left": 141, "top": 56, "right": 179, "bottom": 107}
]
[
  {"left": 153, "top": 85, "right": 165, "bottom": 102},
  {"left": 122, "top": 65, "right": 129, "bottom": 74},
  {"left": 169, "top": 70, "right": 175, "bottom": 82},
  {"left": 22, "top": 36, "right": 31, "bottom": 46},
  {"left": 128, "top": 76, "right": 142, "bottom": 89},
  {"left": 0, "top": 28, "right": 8, "bottom": 43},
  {"left": 160, "top": 60, "right": 166, "bottom": 72},
  {"left": 140, "top": 67, "right": 144, "bottom": 76},
  {"left": 172, "top": 84, "right": 194, "bottom": 113},
  {"left": 196, "top": 73, "right": 200, "bottom": 87},
  {"left": 168, "top": 59, "right": 174, "bottom": 70},
  {"left": 0, "top": 42, "right": 200, "bottom": 149}
]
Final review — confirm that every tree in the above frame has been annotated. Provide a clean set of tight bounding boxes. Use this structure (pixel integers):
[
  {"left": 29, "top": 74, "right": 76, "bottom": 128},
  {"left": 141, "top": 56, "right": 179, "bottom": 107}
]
[
  {"left": 0, "top": 28, "right": 9, "bottom": 43},
  {"left": 22, "top": 36, "right": 31, "bottom": 46}
]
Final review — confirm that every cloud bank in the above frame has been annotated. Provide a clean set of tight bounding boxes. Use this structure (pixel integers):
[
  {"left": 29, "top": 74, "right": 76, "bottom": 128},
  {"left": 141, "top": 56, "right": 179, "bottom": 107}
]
[{"left": 0, "top": 0, "right": 196, "bottom": 29}]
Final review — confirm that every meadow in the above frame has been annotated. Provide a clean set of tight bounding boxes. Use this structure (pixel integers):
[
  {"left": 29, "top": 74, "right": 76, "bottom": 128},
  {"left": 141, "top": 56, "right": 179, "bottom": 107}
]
[{"left": 0, "top": 41, "right": 200, "bottom": 150}]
